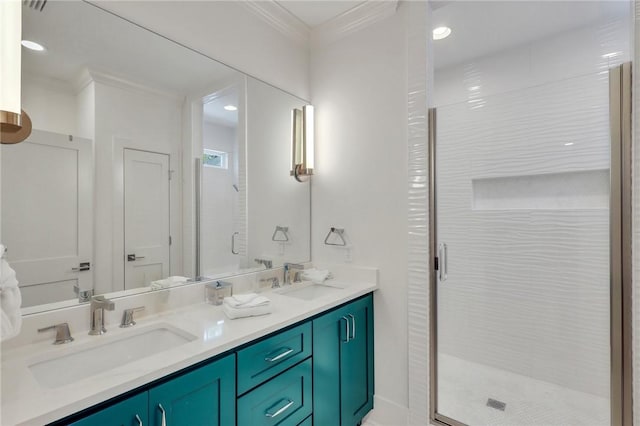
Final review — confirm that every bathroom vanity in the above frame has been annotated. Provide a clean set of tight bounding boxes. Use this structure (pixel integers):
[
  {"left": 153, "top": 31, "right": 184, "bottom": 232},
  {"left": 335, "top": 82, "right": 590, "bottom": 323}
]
[{"left": 0, "top": 271, "right": 376, "bottom": 426}]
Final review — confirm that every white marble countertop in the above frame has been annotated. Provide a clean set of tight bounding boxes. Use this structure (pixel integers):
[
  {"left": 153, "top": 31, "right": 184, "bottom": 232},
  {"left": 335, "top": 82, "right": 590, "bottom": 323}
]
[{"left": 1, "top": 279, "right": 377, "bottom": 426}]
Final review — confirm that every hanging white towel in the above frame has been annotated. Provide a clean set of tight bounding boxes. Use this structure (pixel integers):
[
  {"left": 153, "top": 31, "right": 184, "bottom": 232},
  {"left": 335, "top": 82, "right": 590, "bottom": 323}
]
[{"left": 0, "top": 244, "right": 22, "bottom": 341}]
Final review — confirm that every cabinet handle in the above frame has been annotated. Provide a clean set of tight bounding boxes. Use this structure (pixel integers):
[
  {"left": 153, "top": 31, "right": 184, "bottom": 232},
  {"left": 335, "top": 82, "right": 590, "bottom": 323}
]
[
  {"left": 341, "top": 316, "right": 350, "bottom": 343},
  {"left": 348, "top": 314, "right": 356, "bottom": 340},
  {"left": 264, "top": 347, "right": 294, "bottom": 362},
  {"left": 157, "top": 404, "right": 166, "bottom": 426},
  {"left": 264, "top": 398, "right": 294, "bottom": 418},
  {"left": 135, "top": 414, "right": 143, "bottom": 426}
]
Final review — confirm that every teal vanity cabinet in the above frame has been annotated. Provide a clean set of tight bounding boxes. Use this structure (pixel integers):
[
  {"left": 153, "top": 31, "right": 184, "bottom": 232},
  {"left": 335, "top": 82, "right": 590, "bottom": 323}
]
[
  {"left": 148, "top": 353, "right": 236, "bottom": 426},
  {"left": 69, "top": 392, "right": 148, "bottom": 426},
  {"left": 236, "top": 323, "right": 313, "bottom": 426},
  {"left": 66, "top": 354, "right": 235, "bottom": 426},
  {"left": 313, "top": 294, "right": 374, "bottom": 426}
]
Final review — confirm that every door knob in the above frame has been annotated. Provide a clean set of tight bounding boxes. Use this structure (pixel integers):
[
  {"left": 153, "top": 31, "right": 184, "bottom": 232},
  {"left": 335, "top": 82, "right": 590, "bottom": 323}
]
[{"left": 127, "top": 254, "right": 146, "bottom": 262}]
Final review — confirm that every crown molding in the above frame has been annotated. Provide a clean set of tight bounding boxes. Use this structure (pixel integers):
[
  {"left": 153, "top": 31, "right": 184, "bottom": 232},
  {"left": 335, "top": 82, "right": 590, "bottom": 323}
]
[
  {"left": 243, "top": 1, "right": 310, "bottom": 46},
  {"left": 74, "top": 68, "right": 184, "bottom": 102},
  {"left": 311, "top": 0, "right": 399, "bottom": 48}
]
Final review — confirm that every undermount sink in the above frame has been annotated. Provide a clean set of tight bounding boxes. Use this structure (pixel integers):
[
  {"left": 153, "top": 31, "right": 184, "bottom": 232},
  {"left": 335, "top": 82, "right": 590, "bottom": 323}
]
[
  {"left": 277, "top": 281, "right": 345, "bottom": 301},
  {"left": 28, "top": 323, "right": 197, "bottom": 388}
]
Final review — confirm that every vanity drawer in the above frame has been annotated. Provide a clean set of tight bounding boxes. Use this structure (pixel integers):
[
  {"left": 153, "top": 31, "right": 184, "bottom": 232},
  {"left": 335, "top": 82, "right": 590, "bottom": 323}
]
[
  {"left": 237, "top": 358, "right": 312, "bottom": 426},
  {"left": 237, "top": 322, "right": 311, "bottom": 394}
]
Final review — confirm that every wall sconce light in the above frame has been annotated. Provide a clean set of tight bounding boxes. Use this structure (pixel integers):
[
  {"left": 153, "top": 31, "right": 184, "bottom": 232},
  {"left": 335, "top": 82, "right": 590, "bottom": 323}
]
[
  {"left": 290, "top": 105, "right": 314, "bottom": 182},
  {"left": 0, "top": 0, "right": 32, "bottom": 144}
]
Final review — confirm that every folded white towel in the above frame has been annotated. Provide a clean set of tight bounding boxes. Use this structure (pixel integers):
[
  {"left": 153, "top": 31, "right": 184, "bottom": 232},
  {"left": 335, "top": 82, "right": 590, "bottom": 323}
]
[
  {"left": 150, "top": 276, "right": 189, "bottom": 291},
  {"left": 301, "top": 268, "right": 332, "bottom": 284},
  {"left": 0, "top": 244, "right": 22, "bottom": 341},
  {"left": 223, "top": 293, "right": 271, "bottom": 309},
  {"left": 222, "top": 302, "right": 272, "bottom": 319}
]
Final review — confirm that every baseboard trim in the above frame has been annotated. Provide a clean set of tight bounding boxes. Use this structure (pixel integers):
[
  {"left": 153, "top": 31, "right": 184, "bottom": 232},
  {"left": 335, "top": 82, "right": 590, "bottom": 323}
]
[{"left": 364, "top": 395, "right": 409, "bottom": 426}]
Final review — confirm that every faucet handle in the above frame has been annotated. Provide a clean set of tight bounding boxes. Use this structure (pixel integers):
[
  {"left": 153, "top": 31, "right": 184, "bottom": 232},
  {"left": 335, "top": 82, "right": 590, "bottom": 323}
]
[
  {"left": 120, "top": 306, "right": 145, "bottom": 328},
  {"left": 38, "top": 322, "right": 74, "bottom": 345}
]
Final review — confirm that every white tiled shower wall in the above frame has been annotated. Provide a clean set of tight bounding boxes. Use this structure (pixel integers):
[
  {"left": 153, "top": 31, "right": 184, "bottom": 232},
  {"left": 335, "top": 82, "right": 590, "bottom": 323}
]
[{"left": 431, "top": 13, "right": 630, "bottom": 400}]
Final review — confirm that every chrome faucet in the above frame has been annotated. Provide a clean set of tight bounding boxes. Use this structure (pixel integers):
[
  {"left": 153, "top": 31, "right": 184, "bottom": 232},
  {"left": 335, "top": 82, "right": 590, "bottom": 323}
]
[
  {"left": 260, "top": 277, "right": 280, "bottom": 288},
  {"left": 120, "top": 306, "right": 145, "bottom": 328},
  {"left": 89, "top": 296, "right": 115, "bottom": 335},
  {"left": 283, "top": 263, "right": 305, "bottom": 285}
]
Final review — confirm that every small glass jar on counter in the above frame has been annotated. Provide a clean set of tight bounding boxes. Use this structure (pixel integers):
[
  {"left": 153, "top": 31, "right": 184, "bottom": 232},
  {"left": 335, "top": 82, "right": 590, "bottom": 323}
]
[{"left": 205, "top": 281, "right": 233, "bottom": 305}]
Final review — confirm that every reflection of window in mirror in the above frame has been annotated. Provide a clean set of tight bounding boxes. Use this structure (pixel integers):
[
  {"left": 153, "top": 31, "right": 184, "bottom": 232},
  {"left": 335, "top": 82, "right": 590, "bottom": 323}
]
[{"left": 203, "top": 149, "right": 228, "bottom": 169}]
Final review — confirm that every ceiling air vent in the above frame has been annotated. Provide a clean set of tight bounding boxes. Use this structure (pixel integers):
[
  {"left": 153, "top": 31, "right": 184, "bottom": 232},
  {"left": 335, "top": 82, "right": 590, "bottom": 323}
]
[{"left": 23, "top": 0, "right": 47, "bottom": 12}]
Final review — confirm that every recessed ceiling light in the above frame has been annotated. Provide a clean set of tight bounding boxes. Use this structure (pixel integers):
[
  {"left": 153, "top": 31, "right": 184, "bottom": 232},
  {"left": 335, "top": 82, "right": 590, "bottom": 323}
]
[
  {"left": 564, "top": 142, "right": 574, "bottom": 146},
  {"left": 21, "top": 40, "right": 45, "bottom": 51},
  {"left": 223, "top": 105, "right": 237, "bottom": 111},
  {"left": 432, "top": 27, "right": 452, "bottom": 41}
]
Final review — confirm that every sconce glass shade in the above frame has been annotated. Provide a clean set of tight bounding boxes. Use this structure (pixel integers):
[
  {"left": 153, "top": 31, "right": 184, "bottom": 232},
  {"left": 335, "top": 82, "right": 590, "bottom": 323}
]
[
  {"left": 290, "top": 105, "right": 314, "bottom": 182},
  {"left": 0, "top": 0, "right": 32, "bottom": 144}
]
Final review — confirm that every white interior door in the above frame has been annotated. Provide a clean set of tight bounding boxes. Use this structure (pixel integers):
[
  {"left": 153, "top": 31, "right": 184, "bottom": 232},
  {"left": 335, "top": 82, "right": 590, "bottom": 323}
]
[
  {"left": 124, "top": 149, "right": 170, "bottom": 289},
  {"left": 1, "top": 130, "right": 93, "bottom": 307}
]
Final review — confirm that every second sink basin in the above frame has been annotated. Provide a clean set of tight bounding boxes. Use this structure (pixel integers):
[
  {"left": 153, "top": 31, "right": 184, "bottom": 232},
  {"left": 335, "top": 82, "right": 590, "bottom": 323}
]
[
  {"left": 277, "top": 281, "right": 345, "bottom": 301},
  {"left": 28, "top": 323, "right": 197, "bottom": 388}
]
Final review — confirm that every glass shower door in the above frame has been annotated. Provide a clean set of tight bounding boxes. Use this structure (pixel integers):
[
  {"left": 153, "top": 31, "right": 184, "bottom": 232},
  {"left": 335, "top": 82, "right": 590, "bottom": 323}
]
[{"left": 431, "top": 64, "right": 629, "bottom": 425}]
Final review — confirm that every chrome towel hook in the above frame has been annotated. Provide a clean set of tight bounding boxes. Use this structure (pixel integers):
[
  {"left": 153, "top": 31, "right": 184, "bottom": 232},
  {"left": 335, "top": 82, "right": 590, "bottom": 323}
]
[
  {"left": 272, "top": 226, "right": 289, "bottom": 242},
  {"left": 324, "top": 227, "right": 347, "bottom": 246}
]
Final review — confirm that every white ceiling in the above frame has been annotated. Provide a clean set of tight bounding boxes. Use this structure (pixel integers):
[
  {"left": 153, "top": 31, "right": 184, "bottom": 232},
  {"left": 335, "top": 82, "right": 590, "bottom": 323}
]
[
  {"left": 21, "top": 1, "right": 237, "bottom": 95},
  {"left": 433, "top": 1, "right": 631, "bottom": 70},
  {"left": 277, "top": 0, "right": 366, "bottom": 27},
  {"left": 203, "top": 90, "right": 239, "bottom": 128}
]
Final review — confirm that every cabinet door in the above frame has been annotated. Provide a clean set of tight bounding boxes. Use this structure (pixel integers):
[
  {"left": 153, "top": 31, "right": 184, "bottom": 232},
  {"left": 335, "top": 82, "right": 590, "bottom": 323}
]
[
  {"left": 148, "top": 354, "right": 235, "bottom": 426},
  {"left": 69, "top": 392, "right": 148, "bottom": 426},
  {"left": 313, "top": 294, "right": 374, "bottom": 426},
  {"left": 340, "top": 295, "right": 374, "bottom": 425}
]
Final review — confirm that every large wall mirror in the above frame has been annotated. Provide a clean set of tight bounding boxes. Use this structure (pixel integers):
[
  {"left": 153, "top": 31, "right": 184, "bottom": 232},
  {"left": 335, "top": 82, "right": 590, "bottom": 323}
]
[{"left": 2, "top": 1, "right": 311, "bottom": 314}]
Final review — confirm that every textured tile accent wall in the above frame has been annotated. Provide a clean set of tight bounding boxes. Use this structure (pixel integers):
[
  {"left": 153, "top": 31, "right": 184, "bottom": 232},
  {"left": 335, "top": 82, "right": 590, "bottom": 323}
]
[
  {"left": 436, "top": 71, "right": 611, "bottom": 397},
  {"left": 406, "top": 1, "right": 430, "bottom": 425}
]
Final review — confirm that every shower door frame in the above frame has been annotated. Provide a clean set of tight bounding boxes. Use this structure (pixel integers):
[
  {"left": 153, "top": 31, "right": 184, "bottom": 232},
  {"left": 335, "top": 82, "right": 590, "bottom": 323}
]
[{"left": 428, "top": 63, "right": 633, "bottom": 426}]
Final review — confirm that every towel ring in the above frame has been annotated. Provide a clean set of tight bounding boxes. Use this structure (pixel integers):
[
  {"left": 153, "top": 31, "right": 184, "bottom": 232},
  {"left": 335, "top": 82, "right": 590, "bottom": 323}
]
[
  {"left": 272, "top": 226, "right": 289, "bottom": 242},
  {"left": 324, "top": 227, "right": 347, "bottom": 246}
]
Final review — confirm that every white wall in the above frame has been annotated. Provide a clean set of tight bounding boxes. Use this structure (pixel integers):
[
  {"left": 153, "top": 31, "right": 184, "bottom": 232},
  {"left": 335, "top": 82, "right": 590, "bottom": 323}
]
[
  {"left": 246, "top": 78, "right": 311, "bottom": 267},
  {"left": 91, "top": 77, "right": 183, "bottom": 295},
  {"left": 201, "top": 121, "right": 239, "bottom": 274},
  {"left": 310, "top": 5, "right": 409, "bottom": 423},
  {"left": 21, "top": 75, "right": 77, "bottom": 136},
  {"left": 91, "top": 1, "right": 310, "bottom": 101}
]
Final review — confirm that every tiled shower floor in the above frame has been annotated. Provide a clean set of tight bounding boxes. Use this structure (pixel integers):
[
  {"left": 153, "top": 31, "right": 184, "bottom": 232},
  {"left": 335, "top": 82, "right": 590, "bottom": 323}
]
[{"left": 437, "top": 354, "right": 609, "bottom": 426}]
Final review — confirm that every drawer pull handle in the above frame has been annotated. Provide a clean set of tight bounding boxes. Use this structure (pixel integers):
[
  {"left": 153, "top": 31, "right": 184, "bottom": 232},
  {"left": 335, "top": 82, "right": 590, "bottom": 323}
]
[
  {"left": 348, "top": 314, "right": 356, "bottom": 340},
  {"left": 264, "top": 347, "right": 294, "bottom": 362},
  {"left": 342, "top": 316, "right": 350, "bottom": 343},
  {"left": 158, "top": 404, "right": 167, "bottom": 426},
  {"left": 264, "top": 398, "right": 294, "bottom": 418},
  {"left": 135, "top": 414, "right": 143, "bottom": 426}
]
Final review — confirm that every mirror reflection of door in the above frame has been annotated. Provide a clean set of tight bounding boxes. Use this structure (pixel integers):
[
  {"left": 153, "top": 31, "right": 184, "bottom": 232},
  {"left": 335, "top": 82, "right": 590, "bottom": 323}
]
[
  {"left": 1, "top": 130, "right": 93, "bottom": 307},
  {"left": 123, "top": 149, "right": 170, "bottom": 289}
]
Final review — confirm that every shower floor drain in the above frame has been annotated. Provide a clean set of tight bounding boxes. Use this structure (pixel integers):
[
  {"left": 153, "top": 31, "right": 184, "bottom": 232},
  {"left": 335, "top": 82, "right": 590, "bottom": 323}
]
[{"left": 487, "top": 398, "right": 507, "bottom": 411}]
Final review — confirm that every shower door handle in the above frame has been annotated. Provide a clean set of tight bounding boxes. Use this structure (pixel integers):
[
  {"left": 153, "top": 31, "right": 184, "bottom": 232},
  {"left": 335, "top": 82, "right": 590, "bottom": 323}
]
[
  {"left": 438, "top": 243, "right": 448, "bottom": 282},
  {"left": 231, "top": 232, "right": 239, "bottom": 255}
]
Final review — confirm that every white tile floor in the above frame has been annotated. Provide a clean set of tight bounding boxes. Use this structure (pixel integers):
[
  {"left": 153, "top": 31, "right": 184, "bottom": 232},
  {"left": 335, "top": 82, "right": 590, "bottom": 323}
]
[{"left": 437, "top": 354, "right": 609, "bottom": 426}]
